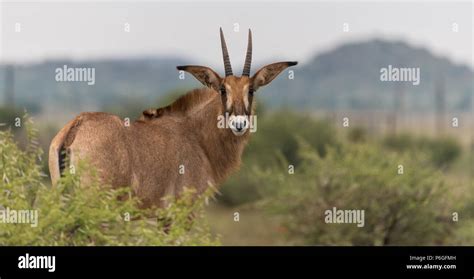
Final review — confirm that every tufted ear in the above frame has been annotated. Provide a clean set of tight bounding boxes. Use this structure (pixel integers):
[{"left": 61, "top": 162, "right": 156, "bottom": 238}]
[
  {"left": 251, "top": 61, "right": 297, "bottom": 91},
  {"left": 177, "top": 65, "right": 223, "bottom": 92}
]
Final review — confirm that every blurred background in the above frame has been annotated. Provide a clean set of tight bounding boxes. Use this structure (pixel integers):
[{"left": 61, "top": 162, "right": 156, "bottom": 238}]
[{"left": 0, "top": 1, "right": 473, "bottom": 245}]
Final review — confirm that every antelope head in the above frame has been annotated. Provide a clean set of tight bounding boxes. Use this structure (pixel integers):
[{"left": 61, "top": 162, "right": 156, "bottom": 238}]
[{"left": 177, "top": 28, "right": 297, "bottom": 136}]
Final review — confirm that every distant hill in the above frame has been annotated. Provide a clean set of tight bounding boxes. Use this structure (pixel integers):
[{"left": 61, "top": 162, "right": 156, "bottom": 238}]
[
  {"left": 269, "top": 39, "right": 473, "bottom": 112},
  {"left": 0, "top": 57, "right": 193, "bottom": 119},
  {"left": 0, "top": 39, "right": 472, "bottom": 121}
]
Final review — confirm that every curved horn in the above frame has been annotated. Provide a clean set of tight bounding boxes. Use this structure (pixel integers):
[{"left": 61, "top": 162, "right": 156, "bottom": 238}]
[
  {"left": 242, "top": 29, "right": 252, "bottom": 76},
  {"left": 220, "top": 28, "right": 233, "bottom": 76}
]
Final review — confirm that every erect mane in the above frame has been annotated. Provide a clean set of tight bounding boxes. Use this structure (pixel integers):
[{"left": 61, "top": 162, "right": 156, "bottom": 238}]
[{"left": 139, "top": 87, "right": 217, "bottom": 120}]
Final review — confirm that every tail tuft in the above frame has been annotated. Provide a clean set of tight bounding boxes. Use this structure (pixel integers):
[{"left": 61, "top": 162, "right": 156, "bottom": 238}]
[
  {"left": 49, "top": 116, "right": 82, "bottom": 185},
  {"left": 58, "top": 144, "right": 69, "bottom": 176}
]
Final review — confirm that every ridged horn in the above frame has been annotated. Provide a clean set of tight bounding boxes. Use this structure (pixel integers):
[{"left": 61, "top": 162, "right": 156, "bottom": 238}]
[
  {"left": 242, "top": 29, "right": 252, "bottom": 76},
  {"left": 220, "top": 28, "right": 233, "bottom": 76}
]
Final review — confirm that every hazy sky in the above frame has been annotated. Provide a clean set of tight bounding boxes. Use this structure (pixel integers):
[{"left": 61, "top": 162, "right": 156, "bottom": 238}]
[{"left": 1, "top": 1, "right": 472, "bottom": 69}]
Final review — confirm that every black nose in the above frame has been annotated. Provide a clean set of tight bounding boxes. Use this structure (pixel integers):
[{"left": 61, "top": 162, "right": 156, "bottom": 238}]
[{"left": 236, "top": 120, "right": 246, "bottom": 131}]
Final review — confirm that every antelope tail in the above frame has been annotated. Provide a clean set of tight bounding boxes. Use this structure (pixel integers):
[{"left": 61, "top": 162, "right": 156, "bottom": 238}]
[{"left": 48, "top": 116, "right": 82, "bottom": 185}]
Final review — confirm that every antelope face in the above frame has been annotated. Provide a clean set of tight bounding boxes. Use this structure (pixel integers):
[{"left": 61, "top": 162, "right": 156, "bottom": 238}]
[
  {"left": 220, "top": 76, "right": 252, "bottom": 135},
  {"left": 177, "top": 28, "right": 297, "bottom": 136}
]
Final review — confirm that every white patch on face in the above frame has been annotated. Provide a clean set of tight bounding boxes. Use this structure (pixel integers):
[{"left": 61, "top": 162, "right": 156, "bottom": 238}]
[
  {"left": 225, "top": 84, "right": 233, "bottom": 111},
  {"left": 228, "top": 114, "right": 249, "bottom": 136},
  {"left": 243, "top": 84, "right": 249, "bottom": 111}
]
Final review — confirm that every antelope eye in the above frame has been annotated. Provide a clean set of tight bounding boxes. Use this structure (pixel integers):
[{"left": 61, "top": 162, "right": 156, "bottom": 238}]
[
  {"left": 249, "top": 89, "right": 254, "bottom": 96},
  {"left": 220, "top": 87, "right": 226, "bottom": 95}
]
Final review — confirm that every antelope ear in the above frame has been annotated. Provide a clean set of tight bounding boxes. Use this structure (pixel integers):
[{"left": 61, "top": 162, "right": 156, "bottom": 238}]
[
  {"left": 177, "top": 65, "right": 222, "bottom": 92},
  {"left": 251, "top": 61, "right": 297, "bottom": 91}
]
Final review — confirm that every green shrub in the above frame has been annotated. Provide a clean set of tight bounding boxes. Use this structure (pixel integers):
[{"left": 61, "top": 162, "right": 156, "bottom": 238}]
[
  {"left": 0, "top": 117, "right": 219, "bottom": 246},
  {"left": 422, "top": 137, "right": 461, "bottom": 168},
  {"left": 347, "top": 126, "right": 368, "bottom": 143},
  {"left": 383, "top": 134, "right": 461, "bottom": 168},
  {"left": 219, "top": 111, "right": 338, "bottom": 206},
  {"left": 218, "top": 164, "right": 262, "bottom": 206},
  {"left": 451, "top": 220, "right": 474, "bottom": 245},
  {"left": 246, "top": 110, "right": 338, "bottom": 166},
  {"left": 0, "top": 107, "right": 23, "bottom": 130},
  {"left": 258, "top": 139, "right": 454, "bottom": 245}
]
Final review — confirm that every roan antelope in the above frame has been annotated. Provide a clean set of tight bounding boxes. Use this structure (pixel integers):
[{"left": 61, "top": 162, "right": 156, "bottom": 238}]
[{"left": 49, "top": 28, "right": 297, "bottom": 208}]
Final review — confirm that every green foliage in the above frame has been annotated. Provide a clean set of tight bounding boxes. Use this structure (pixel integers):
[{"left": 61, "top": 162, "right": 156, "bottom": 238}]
[
  {"left": 0, "top": 107, "right": 23, "bottom": 133},
  {"left": 217, "top": 164, "right": 262, "bottom": 207},
  {"left": 257, "top": 139, "right": 454, "bottom": 245},
  {"left": 0, "top": 114, "right": 43, "bottom": 206},
  {"left": 383, "top": 134, "right": 461, "bottom": 168},
  {"left": 423, "top": 137, "right": 462, "bottom": 168},
  {"left": 219, "top": 111, "right": 338, "bottom": 206},
  {"left": 451, "top": 220, "right": 474, "bottom": 245},
  {"left": 347, "top": 126, "right": 368, "bottom": 143},
  {"left": 0, "top": 118, "right": 219, "bottom": 246},
  {"left": 247, "top": 110, "right": 338, "bottom": 166}
]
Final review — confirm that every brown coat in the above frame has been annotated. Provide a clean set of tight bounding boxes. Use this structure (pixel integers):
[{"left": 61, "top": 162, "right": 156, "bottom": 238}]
[{"left": 49, "top": 88, "right": 249, "bottom": 208}]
